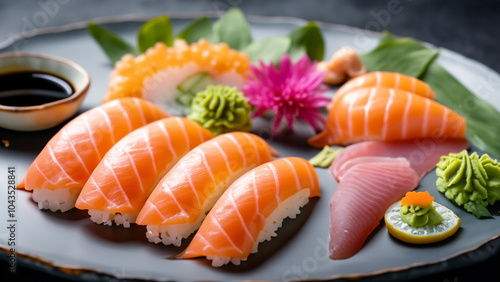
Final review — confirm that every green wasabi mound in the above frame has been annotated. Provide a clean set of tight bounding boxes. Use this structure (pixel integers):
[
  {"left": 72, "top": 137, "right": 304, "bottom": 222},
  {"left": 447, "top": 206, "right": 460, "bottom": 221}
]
[
  {"left": 436, "top": 150, "right": 500, "bottom": 218},
  {"left": 400, "top": 203, "right": 443, "bottom": 227},
  {"left": 187, "top": 85, "right": 252, "bottom": 135}
]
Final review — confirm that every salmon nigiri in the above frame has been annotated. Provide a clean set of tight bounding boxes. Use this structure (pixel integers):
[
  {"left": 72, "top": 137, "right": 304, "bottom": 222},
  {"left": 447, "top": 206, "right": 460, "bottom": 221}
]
[
  {"left": 309, "top": 87, "right": 466, "bottom": 147},
  {"left": 332, "top": 71, "right": 435, "bottom": 102},
  {"left": 175, "top": 157, "right": 321, "bottom": 267},
  {"left": 136, "top": 132, "right": 278, "bottom": 246},
  {"left": 18, "top": 98, "right": 169, "bottom": 212},
  {"left": 75, "top": 117, "right": 213, "bottom": 227}
]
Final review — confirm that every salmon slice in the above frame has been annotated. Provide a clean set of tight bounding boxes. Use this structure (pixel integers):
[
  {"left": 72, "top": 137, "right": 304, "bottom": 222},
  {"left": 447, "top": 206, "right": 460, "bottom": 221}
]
[
  {"left": 18, "top": 98, "right": 169, "bottom": 212},
  {"left": 309, "top": 87, "right": 466, "bottom": 147},
  {"left": 329, "top": 157, "right": 419, "bottom": 259},
  {"left": 332, "top": 71, "right": 435, "bottom": 103},
  {"left": 330, "top": 139, "right": 469, "bottom": 181},
  {"left": 176, "top": 157, "right": 321, "bottom": 266},
  {"left": 74, "top": 117, "right": 213, "bottom": 227},
  {"left": 135, "top": 132, "right": 279, "bottom": 246}
]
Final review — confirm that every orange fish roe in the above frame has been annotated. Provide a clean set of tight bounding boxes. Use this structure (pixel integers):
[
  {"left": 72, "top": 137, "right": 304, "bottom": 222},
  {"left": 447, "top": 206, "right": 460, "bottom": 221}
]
[
  {"left": 103, "top": 39, "right": 250, "bottom": 103},
  {"left": 401, "top": 191, "right": 434, "bottom": 207}
]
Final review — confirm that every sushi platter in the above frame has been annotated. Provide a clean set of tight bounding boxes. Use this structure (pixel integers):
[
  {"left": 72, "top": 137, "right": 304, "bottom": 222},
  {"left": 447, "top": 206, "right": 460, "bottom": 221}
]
[{"left": 1, "top": 14, "right": 500, "bottom": 281}]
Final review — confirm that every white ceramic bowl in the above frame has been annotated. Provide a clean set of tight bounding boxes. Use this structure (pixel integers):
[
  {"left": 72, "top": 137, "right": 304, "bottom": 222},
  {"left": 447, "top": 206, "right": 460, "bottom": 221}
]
[{"left": 0, "top": 52, "right": 90, "bottom": 131}]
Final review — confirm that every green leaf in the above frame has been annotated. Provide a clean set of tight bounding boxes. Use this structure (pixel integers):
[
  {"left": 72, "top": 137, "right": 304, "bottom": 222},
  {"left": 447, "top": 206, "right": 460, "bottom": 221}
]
[
  {"left": 378, "top": 30, "right": 397, "bottom": 45},
  {"left": 422, "top": 62, "right": 500, "bottom": 159},
  {"left": 360, "top": 39, "right": 439, "bottom": 77},
  {"left": 213, "top": 7, "right": 252, "bottom": 50},
  {"left": 464, "top": 200, "right": 492, "bottom": 218},
  {"left": 242, "top": 37, "right": 291, "bottom": 64},
  {"left": 176, "top": 17, "right": 216, "bottom": 44},
  {"left": 87, "top": 22, "right": 138, "bottom": 63},
  {"left": 137, "top": 15, "right": 173, "bottom": 53},
  {"left": 288, "top": 22, "right": 324, "bottom": 61}
]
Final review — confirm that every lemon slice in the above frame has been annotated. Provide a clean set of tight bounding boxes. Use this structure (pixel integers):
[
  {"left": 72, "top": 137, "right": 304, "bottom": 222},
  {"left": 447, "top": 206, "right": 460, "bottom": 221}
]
[{"left": 384, "top": 201, "right": 460, "bottom": 244}]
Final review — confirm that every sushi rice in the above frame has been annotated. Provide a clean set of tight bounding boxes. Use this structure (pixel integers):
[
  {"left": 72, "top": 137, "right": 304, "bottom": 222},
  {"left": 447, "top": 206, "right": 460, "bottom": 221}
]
[
  {"left": 88, "top": 210, "right": 137, "bottom": 228},
  {"left": 32, "top": 187, "right": 81, "bottom": 213}
]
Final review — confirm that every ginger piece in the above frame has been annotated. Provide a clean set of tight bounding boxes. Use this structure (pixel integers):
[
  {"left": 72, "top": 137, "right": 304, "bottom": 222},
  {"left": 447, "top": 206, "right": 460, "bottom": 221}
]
[{"left": 318, "top": 47, "right": 366, "bottom": 85}]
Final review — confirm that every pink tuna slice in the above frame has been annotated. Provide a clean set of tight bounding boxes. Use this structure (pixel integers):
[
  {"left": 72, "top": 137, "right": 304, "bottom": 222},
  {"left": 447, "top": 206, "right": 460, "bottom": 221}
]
[
  {"left": 330, "top": 138, "right": 469, "bottom": 182},
  {"left": 329, "top": 157, "right": 419, "bottom": 259},
  {"left": 328, "top": 138, "right": 468, "bottom": 260}
]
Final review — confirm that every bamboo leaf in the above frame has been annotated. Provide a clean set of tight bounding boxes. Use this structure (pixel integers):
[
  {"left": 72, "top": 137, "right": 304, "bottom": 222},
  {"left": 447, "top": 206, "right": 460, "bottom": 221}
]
[
  {"left": 360, "top": 38, "right": 438, "bottom": 77},
  {"left": 421, "top": 62, "right": 500, "bottom": 158}
]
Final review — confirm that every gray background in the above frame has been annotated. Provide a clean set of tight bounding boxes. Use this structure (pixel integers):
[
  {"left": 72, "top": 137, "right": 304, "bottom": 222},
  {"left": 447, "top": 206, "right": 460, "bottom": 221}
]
[{"left": 1, "top": 0, "right": 500, "bottom": 281}]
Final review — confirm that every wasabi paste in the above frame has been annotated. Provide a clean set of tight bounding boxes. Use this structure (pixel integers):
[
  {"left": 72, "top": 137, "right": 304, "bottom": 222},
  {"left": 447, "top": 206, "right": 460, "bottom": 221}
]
[
  {"left": 436, "top": 150, "right": 500, "bottom": 218},
  {"left": 400, "top": 191, "right": 443, "bottom": 228},
  {"left": 187, "top": 85, "right": 252, "bottom": 135},
  {"left": 308, "top": 146, "right": 344, "bottom": 168}
]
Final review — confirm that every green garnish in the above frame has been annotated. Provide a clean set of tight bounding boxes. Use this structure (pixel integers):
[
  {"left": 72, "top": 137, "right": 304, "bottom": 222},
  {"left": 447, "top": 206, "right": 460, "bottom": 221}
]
[
  {"left": 360, "top": 33, "right": 439, "bottom": 77},
  {"left": 88, "top": 8, "right": 325, "bottom": 65},
  {"left": 308, "top": 146, "right": 344, "bottom": 168},
  {"left": 176, "top": 16, "right": 216, "bottom": 44},
  {"left": 137, "top": 15, "right": 173, "bottom": 53},
  {"left": 288, "top": 22, "right": 325, "bottom": 62},
  {"left": 436, "top": 150, "right": 500, "bottom": 218},
  {"left": 361, "top": 31, "right": 500, "bottom": 159},
  {"left": 242, "top": 37, "right": 291, "bottom": 65},
  {"left": 213, "top": 7, "right": 252, "bottom": 50},
  {"left": 187, "top": 85, "right": 252, "bottom": 135},
  {"left": 87, "top": 22, "right": 138, "bottom": 63}
]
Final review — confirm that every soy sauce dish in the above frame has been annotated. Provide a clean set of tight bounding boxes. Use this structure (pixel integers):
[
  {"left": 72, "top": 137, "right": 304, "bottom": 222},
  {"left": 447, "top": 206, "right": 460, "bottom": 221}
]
[{"left": 0, "top": 52, "right": 90, "bottom": 131}]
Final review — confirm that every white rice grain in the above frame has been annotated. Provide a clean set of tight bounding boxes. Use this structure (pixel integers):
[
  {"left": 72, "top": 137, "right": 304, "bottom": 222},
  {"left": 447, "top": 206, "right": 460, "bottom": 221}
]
[
  {"left": 32, "top": 187, "right": 81, "bottom": 212},
  {"left": 88, "top": 210, "right": 138, "bottom": 228}
]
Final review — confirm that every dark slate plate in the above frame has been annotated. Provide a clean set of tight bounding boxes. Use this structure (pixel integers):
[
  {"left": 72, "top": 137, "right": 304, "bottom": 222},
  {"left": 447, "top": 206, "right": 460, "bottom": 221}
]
[{"left": 1, "top": 13, "right": 500, "bottom": 281}]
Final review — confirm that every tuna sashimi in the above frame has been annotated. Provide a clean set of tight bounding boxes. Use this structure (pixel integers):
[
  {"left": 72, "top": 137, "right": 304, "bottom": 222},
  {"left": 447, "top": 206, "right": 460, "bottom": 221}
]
[
  {"left": 330, "top": 139, "right": 469, "bottom": 181},
  {"left": 327, "top": 138, "right": 468, "bottom": 259},
  {"left": 176, "top": 157, "right": 321, "bottom": 266},
  {"left": 18, "top": 98, "right": 169, "bottom": 212},
  {"left": 75, "top": 117, "right": 213, "bottom": 227},
  {"left": 136, "top": 132, "right": 278, "bottom": 246},
  {"left": 308, "top": 86, "right": 466, "bottom": 147},
  {"left": 329, "top": 157, "right": 419, "bottom": 259}
]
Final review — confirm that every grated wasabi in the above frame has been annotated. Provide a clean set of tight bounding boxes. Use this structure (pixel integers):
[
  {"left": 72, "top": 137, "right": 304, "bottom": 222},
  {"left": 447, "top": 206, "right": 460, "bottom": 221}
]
[
  {"left": 187, "top": 85, "right": 252, "bottom": 135},
  {"left": 436, "top": 150, "right": 500, "bottom": 218}
]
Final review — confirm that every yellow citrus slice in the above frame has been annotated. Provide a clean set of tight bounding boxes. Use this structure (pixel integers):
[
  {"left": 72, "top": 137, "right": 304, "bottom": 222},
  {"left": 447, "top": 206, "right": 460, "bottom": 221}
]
[{"left": 384, "top": 200, "right": 460, "bottom": 244}]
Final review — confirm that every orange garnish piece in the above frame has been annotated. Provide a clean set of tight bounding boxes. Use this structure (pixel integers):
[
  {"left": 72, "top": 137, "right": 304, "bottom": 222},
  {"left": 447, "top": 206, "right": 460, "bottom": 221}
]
[{"left": 401, "top": 191, "right": 434, "bottom": 207}]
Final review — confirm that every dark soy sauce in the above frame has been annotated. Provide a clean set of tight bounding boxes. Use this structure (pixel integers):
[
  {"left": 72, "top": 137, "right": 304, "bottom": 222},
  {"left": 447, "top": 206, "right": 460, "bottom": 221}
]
[{"left": 0, "top": 71, "right": 74, "bottom": 107}]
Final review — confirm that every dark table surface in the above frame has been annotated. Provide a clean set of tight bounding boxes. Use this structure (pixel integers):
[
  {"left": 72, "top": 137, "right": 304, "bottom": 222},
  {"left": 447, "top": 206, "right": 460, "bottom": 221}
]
[{"left": 1, "top": 0, "right": 500, "bottom": 281}]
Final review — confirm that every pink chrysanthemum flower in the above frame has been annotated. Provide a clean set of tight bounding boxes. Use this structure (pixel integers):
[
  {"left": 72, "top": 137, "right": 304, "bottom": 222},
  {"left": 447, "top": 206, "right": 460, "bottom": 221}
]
[{"left": 242, "top": 54, "right": 329, "bottom": 135}]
